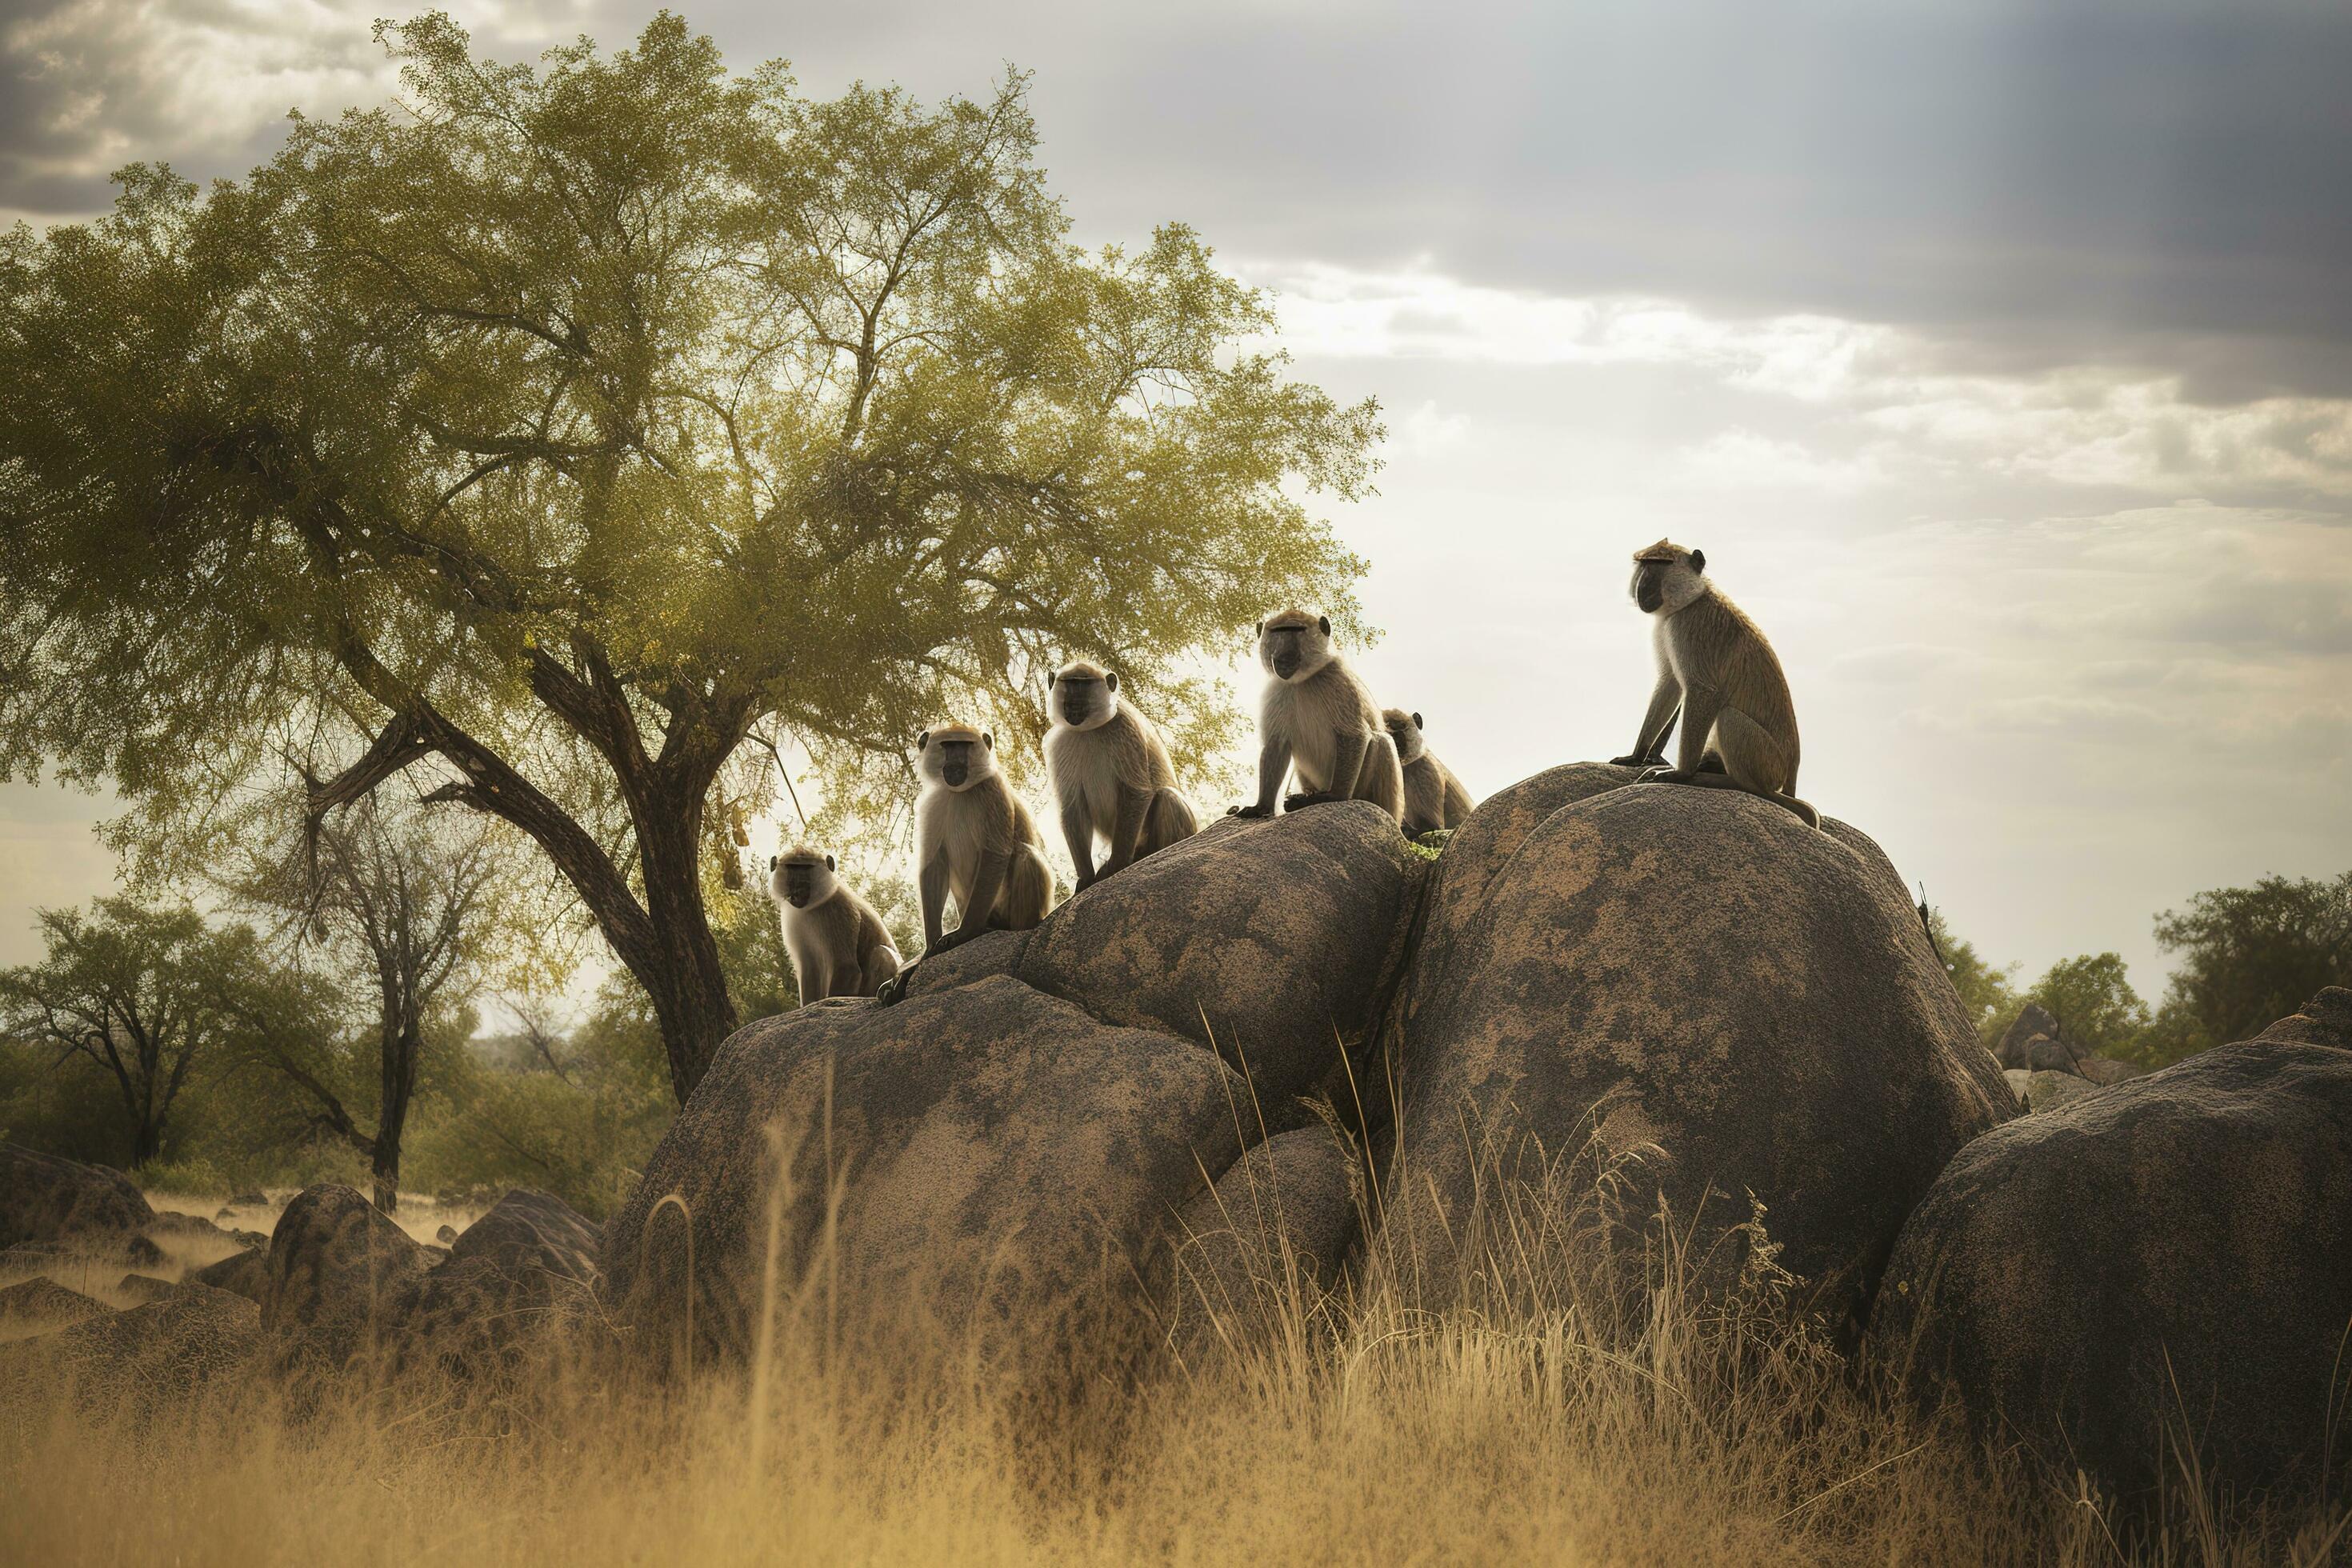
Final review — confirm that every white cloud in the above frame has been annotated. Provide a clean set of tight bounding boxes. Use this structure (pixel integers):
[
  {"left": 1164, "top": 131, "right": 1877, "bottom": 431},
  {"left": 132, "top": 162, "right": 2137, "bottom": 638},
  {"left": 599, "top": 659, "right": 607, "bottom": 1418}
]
[
  {"left": 1677, "top": 427, "right": 1885, "bottom": 494},
  {"left": 1242, "top": 260, "right": 2352, "bottom": 503}
]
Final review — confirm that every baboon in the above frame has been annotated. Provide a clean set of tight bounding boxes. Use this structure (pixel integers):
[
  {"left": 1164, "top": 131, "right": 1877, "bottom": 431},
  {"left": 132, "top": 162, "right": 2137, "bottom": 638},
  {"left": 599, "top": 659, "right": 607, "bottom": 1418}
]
[
  {"left": 1382, "top": 709, "right": 1476, "bottom": 835},
  {"left": 767, "top": 847, "right": 902, "bottom": 1002},
  {"left": 911, "top": 722, "right": 1057, "bottom": 951},
  {"left": 1044, "top": 660, "right": 1199, "bottom": 890},
  {"left": 1614, "top": 540, "right": 1820, "bottom": 827},
  {"left": 1229, "top": 610, "right": 1405, "bottom": 824}
]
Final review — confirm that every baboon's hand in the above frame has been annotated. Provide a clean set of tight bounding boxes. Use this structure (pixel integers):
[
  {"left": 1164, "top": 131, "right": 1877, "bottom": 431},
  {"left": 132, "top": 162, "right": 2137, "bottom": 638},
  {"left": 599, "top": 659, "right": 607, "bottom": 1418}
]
[
  {"left": 1637, "top": 765, "right": 1691, "bottom": 784},
  {"left": 874, "top": 970, "right": 909, "bottom": 1006},
  {"left": 929, "top": 929, "right": 968, "bottom": 955},
  {"left": 1608, "top": 753, "right": 1650, "bottom": 767},
  {"left": 1284, "top": 791, "right": 1338, "bottom": 812},
  {"left": 1228, "top": 803, "right": 1273, "bottom": 818},
  {"left": 1073, "top": 870, "right": 1098, "bottom": 893}
]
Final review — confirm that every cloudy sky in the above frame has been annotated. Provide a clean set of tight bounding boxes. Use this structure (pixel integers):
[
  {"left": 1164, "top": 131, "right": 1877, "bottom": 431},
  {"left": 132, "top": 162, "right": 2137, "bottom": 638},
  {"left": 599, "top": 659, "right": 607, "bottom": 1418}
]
[{"left": 4, "top": 0, "right": 2350, "bottom": 998}]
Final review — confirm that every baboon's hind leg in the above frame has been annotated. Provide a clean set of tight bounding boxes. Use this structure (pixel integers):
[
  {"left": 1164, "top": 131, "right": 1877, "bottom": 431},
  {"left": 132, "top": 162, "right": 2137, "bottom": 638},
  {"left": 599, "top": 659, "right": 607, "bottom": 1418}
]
[
  {"left": 1140, "top": 787, "right": 1198, "bottom": 857},
  {"left": 1352, "top": 732, "right": 1405, "bottom": 823}
]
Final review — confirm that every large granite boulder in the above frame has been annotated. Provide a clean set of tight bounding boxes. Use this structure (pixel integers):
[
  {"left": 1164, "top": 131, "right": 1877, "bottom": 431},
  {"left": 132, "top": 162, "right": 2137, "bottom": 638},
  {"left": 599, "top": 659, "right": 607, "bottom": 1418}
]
[
  {"left": 0, "top": 1276, "right": 105, "bottom": 1334},
  {"left": 396, "top": 1189, "right": 602, "bottom": 1380},
  {"left": 261, "top": 1184, "right": 434, "bottom": 1375},
  {"left": 1359, "top": 763, "right": 1640, "bottom": 1144},
  {"left": 0, "top": 1142, "right": 156, "bottom": 1251},
  {"left": 1154, "top": 1126, "right": 1361, "bottom": 1368},
  {"left": 907, "top": 805, "right": 1420, "bottom": 1105},
  {"left": 1867, "top": 990, "right": 2352, "bottom": 1506},
  {"left": 0, "top": 1282, "right": 260, "bottom": 1414},
  {"left": 1385, "top": 771, "right": 2014, "bottom": 1337},
  {"left": 602, "top": 974, "right": 1253, "bottom": 1382}
]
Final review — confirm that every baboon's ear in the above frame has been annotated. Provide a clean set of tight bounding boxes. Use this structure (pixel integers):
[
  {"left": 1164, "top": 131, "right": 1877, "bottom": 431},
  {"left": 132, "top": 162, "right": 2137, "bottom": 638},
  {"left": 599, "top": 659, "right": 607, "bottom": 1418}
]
[
  {"left": 1105, "top": 670, "right": 1119, "bottom": 693},
  {"left": 1318, "top": 615, "right": 1331, "bottom": 636},
  {"left": 982, "top": 731, "right": 994, "bottom": 750},
  {"left": 917, "top": 730, "right": 930, "bottom": 752},
  {"left": 768, "top": 855, "right": 778, "bottom": 872},
  {"left": 1046, "top": 669, "right": 1057, "bottom": 686},
  {"left": 1690, "top": 549, "right": 1706, "bottom": 574},
  {"left": 1413, "top": 711, "right": 1424, "bottom": 730},
  {"left": 825, "top": 854, "right": 836, "bottom": 870},
  {"left": 1253, "top": 620, "right": 1262, "bottom": 639}
]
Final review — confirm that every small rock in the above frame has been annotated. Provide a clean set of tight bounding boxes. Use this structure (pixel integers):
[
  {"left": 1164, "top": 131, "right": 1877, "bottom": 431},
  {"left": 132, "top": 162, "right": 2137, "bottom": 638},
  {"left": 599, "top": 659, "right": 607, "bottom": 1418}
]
[
  {"left": 190, "top": 1249, "right": 267, "bottom": 1303},
  {"left": 2022, "top": 1070, "right": 2099, "bottom": 1113},
  {"left": 113, "top": 1272, "right": 182, "bottom": 1305},
  {"left": 435, "top": 1224, "right": 458, "bottom": 1244},
  {"left": 1993, "top": 1005, "right": 2062, "bottom": 1070}
]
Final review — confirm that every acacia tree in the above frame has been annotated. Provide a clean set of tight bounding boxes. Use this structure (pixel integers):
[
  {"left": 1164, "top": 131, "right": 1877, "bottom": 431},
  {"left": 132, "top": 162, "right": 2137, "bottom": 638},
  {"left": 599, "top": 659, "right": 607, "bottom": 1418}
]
[
  {"left": 2147, "top": 871, "right": 2352, "bottom": 1061},
  {"left": 234, "top": 794, "right": 509, "bottom": 1211},
  {"left": 0, "top": 899, "right": 257, "bottom": 1167},
  {"left": 0, "top": 15, "right": 1379, "bottom": 1101},
  {"left": 2023, "top": 952, "right": 2150, "bottom": 1061}
]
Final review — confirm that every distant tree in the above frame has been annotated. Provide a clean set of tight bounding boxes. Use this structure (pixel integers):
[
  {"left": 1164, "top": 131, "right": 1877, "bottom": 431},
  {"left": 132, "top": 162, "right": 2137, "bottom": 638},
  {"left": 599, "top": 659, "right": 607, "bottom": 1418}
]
[
  {"left": 0, "top": 899, "right": 258, "bottom": 1167},
  {"left": 0, "top": 14, "right": 1379, "bottom": 1102},
  {"left": 2145, "top": 871, "right": 2352, "bottom": 1065},
  {"left": 232, "top": 794, "right": 512, "bottom": 1210},
  {"left": 1926, "top": 909, "right": 2020, "bottom": 1050},
  {"left": 2023, "top": 952, "right": 2150, "bottom": 1062}
]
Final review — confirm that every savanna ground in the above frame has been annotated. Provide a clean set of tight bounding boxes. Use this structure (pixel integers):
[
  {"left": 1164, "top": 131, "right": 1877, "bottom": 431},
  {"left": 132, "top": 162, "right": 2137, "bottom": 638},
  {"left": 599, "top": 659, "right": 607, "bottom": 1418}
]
[{"left": 4, "top": 1158, "right": 2346, "bottom": 1567}]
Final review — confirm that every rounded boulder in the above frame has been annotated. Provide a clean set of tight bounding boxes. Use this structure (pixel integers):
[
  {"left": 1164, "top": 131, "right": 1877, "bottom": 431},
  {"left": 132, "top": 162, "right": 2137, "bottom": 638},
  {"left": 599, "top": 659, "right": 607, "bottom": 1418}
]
[
  {"left": 1866, "top": 990, "right": 2352, "bottom": 1506},
  {"left": 1386, "top": 774, "right": 2014, "bottom": 1336}
]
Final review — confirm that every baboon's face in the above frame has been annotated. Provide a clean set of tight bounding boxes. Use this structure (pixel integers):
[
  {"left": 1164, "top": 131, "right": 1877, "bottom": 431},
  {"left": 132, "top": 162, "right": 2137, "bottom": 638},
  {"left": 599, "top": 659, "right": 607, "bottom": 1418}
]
[
  {"left": 1258, "top": 613, "right": 1333, "bottom": 682},
  {"left": 1050, "top": 665, "right": 1119, "bottom": 730},
  {"left": 921, "top": 728, "right": 994, "bottom": 791},
  {"left": 1630, "top": 543, "right": 1706, "bottom": 615},
  {"left": 769, "top": 852, "right": 837, "bottom": 910},
  {"left": 1383, "top": 710, "right": 1427, "bottom": 764}
]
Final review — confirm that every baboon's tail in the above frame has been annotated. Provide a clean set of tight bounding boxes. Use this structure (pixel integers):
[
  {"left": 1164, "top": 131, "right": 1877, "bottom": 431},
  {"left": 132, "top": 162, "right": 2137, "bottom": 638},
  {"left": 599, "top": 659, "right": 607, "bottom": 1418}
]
[{"left": 1770, "top": 791, "right": 1822, "bottom": 829}]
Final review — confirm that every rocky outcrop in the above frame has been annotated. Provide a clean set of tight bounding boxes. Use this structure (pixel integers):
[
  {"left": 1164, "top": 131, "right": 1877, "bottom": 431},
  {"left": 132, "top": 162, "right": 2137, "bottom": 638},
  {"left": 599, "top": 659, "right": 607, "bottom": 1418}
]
[
  {"left": 1, "top": 1283, "right": 261, "bottom": 1414},
  {"left": 261, "top": 1184, "right": 434, "bottom": 1376},
  {"left": 2018, "top": 1070, "right": 2098, "bottom": 1113},
  {"left": 0, "top": 1142, "right": 156, "bottom": 1252},
  {"left": 1155, "top": 1126, "right": 1360, "bottom": 1367},
  {"left": 113, "top": 1271, "right": 181, "bottom": 1304},
  {"left": 0, "top": 1276, "right": 105, "bottom": 1332},
  {"left": 1868, "top": 990, "right": 2352, "bottom": 1506},
  {"left": 908, "top": 805, "right": 1421, "bottom": 1106},
  {"left": 396, "top": 1190, "right": 601, "bottom": 1379},
  {"left": 1385, "top": 771, "right": 2014, "bottom": 1335},
  {"left": 602, "top": 974, "right": 1254, "bottom": 1382},
  {"left": 191, "top": 1246, "right": 268, "bottom": 1303},
  {"left": 1993, "top": 1005, "right": 2062, "bottom": 1070}
]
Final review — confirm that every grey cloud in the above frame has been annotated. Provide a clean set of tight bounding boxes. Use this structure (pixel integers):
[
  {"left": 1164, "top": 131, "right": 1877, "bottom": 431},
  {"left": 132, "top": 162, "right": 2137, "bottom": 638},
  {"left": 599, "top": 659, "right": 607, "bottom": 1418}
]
[{"left": 5, "top": 0, "right": 2350, "bottom": 397}]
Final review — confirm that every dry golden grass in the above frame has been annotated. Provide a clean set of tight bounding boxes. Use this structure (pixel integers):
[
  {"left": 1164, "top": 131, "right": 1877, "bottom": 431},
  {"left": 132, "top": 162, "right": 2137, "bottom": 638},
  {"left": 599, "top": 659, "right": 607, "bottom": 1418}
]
[{"left": 3, "top": 1139, "right": 2348, "bottom": 1566}]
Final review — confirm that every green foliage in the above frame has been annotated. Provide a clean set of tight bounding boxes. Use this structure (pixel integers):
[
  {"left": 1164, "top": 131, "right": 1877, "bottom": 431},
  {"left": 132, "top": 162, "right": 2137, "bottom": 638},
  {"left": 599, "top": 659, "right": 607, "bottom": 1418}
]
[
  {"left": 0, "top": 898, "right": 271, "bottom": 1166},
  {"left": 2022, "top": 952, "right": 2150, "bottom": 1062},
  {"left": 0, "top": 13, "right": 1379, "bottom": 1098},
  {"left": 2148, "top": 871, "right": 2352, "bottom": 1064},
  {"left": 1925, "top": 910, "right": 2021, "bottom": 1050},
  {"left": 409, "top": 1007, "right": 674, "bottom": 1220}
]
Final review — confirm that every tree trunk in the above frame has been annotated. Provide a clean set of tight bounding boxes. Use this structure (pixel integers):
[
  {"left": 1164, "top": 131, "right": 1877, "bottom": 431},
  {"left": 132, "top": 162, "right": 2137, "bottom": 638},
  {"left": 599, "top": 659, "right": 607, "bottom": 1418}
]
[
  {"left": 131, "top": 1118, "right": 161, "bottom": 1170},
  {"left": 373, "top": 1015, "right": 422, "bottom": 1215},
  {"left": 634, "top": 779, "right": 741, "bottom": 1104},
  {"left": 370, "top": 1138, "right": 402, "bottom": 1214}
]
